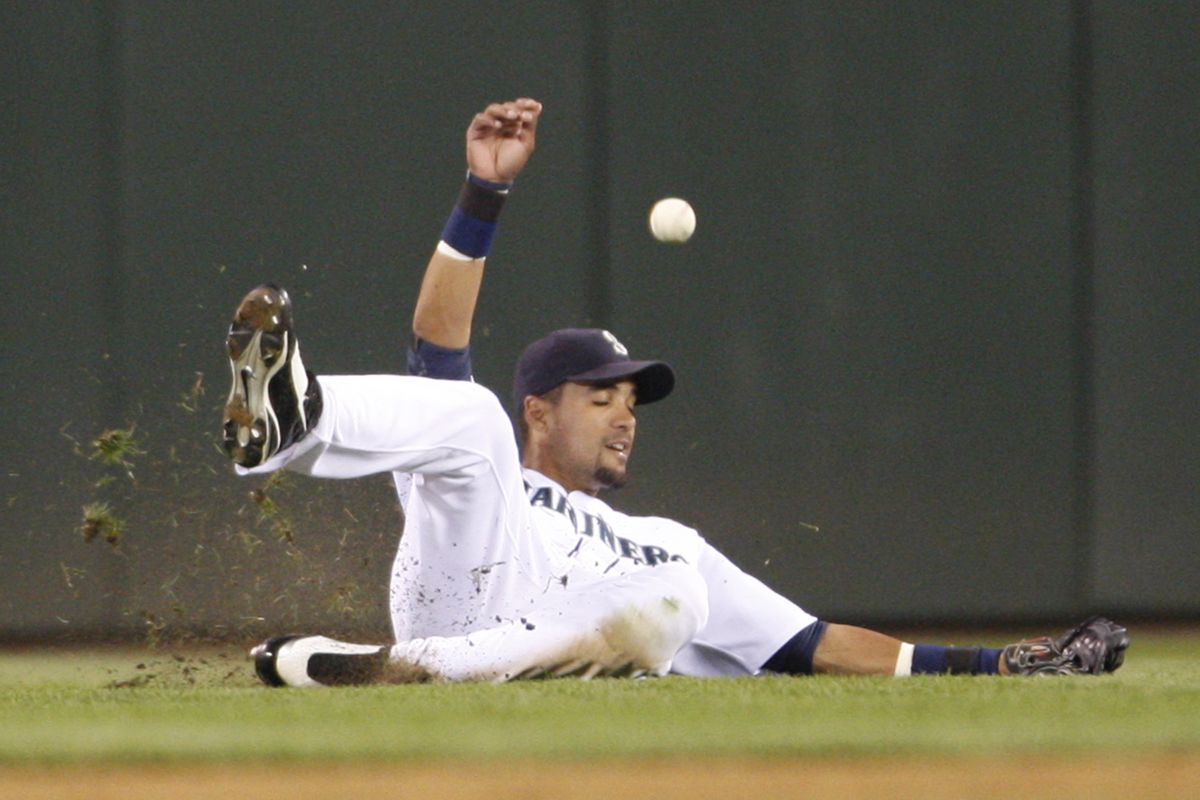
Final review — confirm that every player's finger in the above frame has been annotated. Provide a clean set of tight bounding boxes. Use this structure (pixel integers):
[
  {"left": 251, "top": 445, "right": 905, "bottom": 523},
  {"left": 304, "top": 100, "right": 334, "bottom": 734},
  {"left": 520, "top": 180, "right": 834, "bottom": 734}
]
[
  {"left": 468, "top": 102, "right": 515, "bottom": 136},
  {"left": 494, "top": 99, "right": 542, "bottom": 131},
  {"left": 512, "top": 97, "right": 543, "bottom": 121},
  {"left": 467, "top": 111, "right": 501, "bottom": 141},
  {"left": 486, "top": 99, "right": 539, "bottom": 145},
  {"left": 484, "top": 100, "right": 516, "bottom": 117},
  {"left": 468, "top": 108, "right": 506, "bottom": 133},
  {"left": 514, "top": 98, "right": 542, "bottom": 135},
  {"left": 483, "top": 101, "right": 526, "bottom": 128},
  {"left": 470, "top": 99, "right": 540, "bottom": 140}
]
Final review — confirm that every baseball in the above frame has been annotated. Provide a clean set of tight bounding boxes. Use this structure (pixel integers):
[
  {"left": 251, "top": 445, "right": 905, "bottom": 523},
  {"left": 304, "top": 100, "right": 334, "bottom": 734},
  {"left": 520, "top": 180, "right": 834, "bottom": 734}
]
[{"left": 648, "top": 198, "right": 696, "bottom": 244}]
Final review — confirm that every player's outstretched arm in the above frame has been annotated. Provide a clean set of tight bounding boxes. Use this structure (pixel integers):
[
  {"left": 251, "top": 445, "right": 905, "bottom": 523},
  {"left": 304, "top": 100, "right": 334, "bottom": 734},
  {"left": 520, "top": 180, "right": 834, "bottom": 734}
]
[
  {"left": 809, "top": 624, "right": 905, "bottom": 674},
  {"left": 800, "top": 617, "right": 1128, "bottom": 676},
  {"left": 412, "top": 98, "right": 542, "bottom": 350}
]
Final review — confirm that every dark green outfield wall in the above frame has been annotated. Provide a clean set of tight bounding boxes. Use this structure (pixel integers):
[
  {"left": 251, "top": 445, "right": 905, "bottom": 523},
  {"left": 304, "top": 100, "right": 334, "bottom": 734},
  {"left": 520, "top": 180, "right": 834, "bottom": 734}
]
[{"left": 2, "top": 2, "right": 1196, "bottom": 640}]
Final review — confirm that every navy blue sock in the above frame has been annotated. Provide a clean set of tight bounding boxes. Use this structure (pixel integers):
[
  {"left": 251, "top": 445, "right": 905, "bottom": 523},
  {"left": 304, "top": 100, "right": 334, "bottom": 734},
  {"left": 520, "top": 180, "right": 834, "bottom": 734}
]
[{"left": 912, "top": 644, "right": 1002, "bottom": 675}]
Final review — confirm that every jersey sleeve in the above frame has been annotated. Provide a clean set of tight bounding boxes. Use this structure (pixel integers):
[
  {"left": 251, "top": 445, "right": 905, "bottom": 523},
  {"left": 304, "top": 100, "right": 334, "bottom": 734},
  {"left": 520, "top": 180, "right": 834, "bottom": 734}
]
[
  {"left": 407, "top": 337, "right": 473, "bottom": 381},
  {"left": 668, "top": 541, "right": 818, "bottom": 677}
]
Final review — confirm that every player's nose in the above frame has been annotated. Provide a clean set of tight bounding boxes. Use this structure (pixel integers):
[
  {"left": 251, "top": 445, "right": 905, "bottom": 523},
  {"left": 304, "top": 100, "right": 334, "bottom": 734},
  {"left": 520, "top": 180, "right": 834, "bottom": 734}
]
[{"left": 613, "top": 406, "right": 636, "bottom": 431}]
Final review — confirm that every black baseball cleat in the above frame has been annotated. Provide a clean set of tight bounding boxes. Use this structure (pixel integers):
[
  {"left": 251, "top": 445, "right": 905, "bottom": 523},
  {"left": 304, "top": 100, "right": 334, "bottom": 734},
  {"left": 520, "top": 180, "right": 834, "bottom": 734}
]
[
  {"left": 222, "top": 284, "right": 323, "bottom": 468},
  {"left": 1002, "top": 616, "right": 1129, "bottom": 676},
  {"left": 251, "top": 635, "right": 389, "bottom": 687}
]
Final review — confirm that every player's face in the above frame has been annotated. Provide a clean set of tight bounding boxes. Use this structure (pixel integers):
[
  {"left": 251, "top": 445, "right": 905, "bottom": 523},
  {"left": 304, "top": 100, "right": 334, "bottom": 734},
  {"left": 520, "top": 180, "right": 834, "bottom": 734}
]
[{"left": 538, "top": 380, "right": 637, "bottom": 494}]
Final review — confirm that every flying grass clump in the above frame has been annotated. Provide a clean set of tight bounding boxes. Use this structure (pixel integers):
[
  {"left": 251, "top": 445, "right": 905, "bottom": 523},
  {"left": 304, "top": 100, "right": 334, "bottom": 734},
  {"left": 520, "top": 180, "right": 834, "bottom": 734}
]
[
  {"left": 80, "top": 501, "right": 125, "bottom": 547},
  {"left": 89, "top": 424, "right": 145, "bottom": 475},
  {"left": 250, "top": 471, "right": 296, "bottom": 543}
]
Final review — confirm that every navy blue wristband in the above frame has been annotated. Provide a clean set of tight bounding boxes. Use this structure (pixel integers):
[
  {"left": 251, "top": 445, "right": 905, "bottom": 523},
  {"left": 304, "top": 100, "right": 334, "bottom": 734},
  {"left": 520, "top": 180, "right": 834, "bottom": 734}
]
[
  {"left": 440, "top": 173, "right": 511, "bottom": 259},
  {"left": 407, "top": 337, "right": 473, "bottom": 381},
  {"left": 441, "top": 207, "right": 498, "bottom": 258},
  {"left": 912, "top": 644, "right": 1002, "bottom": 675}
]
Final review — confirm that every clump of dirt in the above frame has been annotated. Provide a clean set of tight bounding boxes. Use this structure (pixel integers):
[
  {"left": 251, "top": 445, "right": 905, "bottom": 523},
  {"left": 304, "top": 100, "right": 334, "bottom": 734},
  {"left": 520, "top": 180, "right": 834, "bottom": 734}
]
[{"left": 104, "top": 650, "right": 257, "bottom": 689}]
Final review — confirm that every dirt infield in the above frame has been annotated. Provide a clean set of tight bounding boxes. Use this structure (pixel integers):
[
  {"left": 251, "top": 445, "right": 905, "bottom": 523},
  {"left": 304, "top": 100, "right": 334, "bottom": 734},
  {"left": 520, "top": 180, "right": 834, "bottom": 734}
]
[{"left": 3, "top": 754, "right": 1198, "bottom": 800}]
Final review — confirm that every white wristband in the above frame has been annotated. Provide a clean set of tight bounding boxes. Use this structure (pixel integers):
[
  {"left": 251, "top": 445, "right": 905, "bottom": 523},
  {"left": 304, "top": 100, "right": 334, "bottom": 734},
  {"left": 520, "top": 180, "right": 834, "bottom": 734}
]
[
  {"left": 894, "top": 642, "right": 915, "bottom": 677},
  {"left": 436, "top": 239, "right": 479, "bottom": 262}
]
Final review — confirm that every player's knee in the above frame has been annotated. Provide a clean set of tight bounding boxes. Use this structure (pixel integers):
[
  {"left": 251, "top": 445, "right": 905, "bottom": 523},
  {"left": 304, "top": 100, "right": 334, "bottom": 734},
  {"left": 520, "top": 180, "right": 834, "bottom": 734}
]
[
  {"left": 617, "top": 563, "right": 708, "bottom": 645},
  {"left": 458, "top": 381, "right": 522, "bottom": 460},
  {"left": 651, "top": 563, "right": 709, "bottom": 633},
  {"left": 601, "top": 567, "right": 708, "bottom": 672}
]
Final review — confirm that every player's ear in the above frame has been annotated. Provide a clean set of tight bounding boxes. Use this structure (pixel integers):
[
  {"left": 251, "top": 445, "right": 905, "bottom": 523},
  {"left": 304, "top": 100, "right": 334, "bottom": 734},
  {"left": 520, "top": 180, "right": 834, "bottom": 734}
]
[{"left": 523, "top": 395, "right": 549, "bottom": 434}]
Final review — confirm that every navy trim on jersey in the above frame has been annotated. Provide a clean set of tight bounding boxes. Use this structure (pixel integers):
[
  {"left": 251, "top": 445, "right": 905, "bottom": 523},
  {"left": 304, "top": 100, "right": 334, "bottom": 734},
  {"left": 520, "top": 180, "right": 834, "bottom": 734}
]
[
  {"left": 407, "top": 337, "right": 473, "bottom": 381},
  {"left": 761, "top": 619, "right": 828, "bottom": 675}
]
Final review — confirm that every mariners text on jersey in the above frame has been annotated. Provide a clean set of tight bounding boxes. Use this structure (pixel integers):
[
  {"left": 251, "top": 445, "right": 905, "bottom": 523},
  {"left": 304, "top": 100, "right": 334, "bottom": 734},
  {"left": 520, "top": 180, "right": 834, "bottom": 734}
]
[{"left": 526, "top": 483, "right": 688, "bottom": 567}]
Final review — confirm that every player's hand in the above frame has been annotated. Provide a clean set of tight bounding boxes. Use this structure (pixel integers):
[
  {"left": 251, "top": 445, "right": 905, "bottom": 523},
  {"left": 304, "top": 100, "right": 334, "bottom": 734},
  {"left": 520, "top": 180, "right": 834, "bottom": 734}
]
[{"left": 466, "top": 98, "right": 542, "bottom": 183}]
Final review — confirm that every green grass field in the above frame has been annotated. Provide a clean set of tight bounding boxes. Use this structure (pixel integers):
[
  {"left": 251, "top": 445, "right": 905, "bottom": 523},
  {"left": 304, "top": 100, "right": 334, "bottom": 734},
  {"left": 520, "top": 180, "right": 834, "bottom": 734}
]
[
  {"left": 1, "top": 627, "right": 1197, "bottom": 765},
  {"left": 2, "top": 629, "right": 1197, "bottom": 799}
]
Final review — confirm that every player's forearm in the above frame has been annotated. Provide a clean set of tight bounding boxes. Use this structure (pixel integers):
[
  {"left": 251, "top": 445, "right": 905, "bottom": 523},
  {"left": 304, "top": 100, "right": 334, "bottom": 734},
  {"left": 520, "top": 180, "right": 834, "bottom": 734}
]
[
  {"left": 412, "top": 173, "right": 511, "bottom": 348},
  {"left": 412, "top": 250, "right": 485, "bottom": 349},
  {"left": 813, "top": 622, "right": 1010, "bottom": 676},
  {"left": 811, "top": 623, "right": 903, "bottom": 675}
]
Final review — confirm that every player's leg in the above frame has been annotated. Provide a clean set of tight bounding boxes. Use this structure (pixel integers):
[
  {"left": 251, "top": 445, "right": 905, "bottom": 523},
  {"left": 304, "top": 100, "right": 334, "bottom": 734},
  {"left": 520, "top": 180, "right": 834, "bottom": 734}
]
[
  {"left": 270, "top": 373, "right": 519, "bottom": 479},
  {"left": 253, "top": 563, "right": 709, "bottom": 686},
  {"left": 399, "top": 563, "right": 709, "bottom": 682},
  {"left": 222, "top": 283, "right": 522, "bottom": 484},
  {"left": 221, "top": 283, "right": 553, "bottom": 641}
]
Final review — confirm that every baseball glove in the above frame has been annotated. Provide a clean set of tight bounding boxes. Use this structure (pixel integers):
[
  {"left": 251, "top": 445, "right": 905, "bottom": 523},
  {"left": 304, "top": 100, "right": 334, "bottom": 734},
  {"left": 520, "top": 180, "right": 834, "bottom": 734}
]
[{"left": 1002, "top": 616, "right": 1129, "bottom": 676}]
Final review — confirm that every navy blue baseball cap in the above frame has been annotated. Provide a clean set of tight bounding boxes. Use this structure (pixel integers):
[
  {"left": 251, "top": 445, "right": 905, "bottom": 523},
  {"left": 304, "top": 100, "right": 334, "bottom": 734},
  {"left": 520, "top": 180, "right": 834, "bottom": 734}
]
[{"left": 513, "top": 328, "right": 675, "bottom": 408}]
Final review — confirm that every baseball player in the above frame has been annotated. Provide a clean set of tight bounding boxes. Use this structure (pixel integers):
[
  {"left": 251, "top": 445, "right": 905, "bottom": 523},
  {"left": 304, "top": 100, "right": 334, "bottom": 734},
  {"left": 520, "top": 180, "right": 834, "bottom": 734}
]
[{"left": 224, "top": 98, "right": 1128, "bottom": 685}]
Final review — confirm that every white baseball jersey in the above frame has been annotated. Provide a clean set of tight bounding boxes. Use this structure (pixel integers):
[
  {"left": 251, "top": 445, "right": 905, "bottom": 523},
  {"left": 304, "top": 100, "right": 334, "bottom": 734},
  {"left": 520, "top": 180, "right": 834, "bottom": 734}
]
[{"left": 243, "top": 373, "right": 816, "bottom": 677}]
